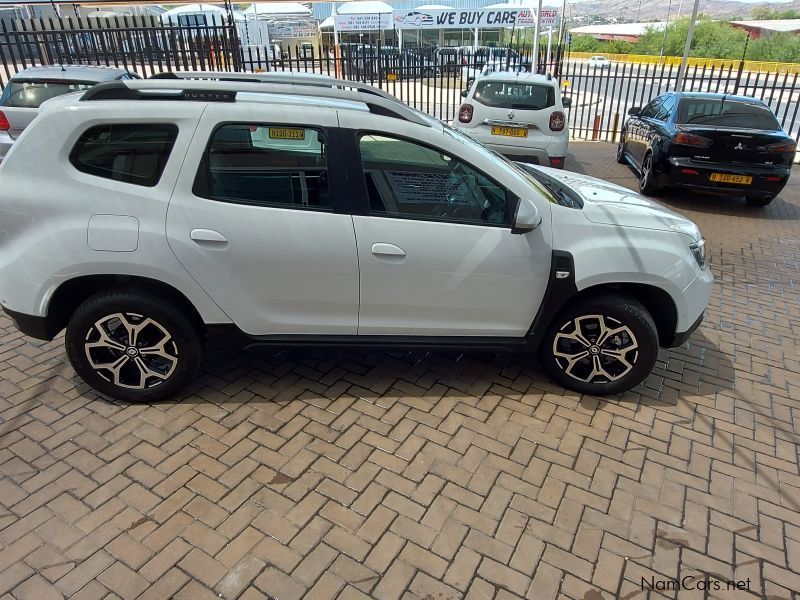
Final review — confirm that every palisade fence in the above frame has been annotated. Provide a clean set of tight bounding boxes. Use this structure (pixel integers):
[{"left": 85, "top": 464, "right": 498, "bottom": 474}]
[{"left": 2, "top": 14, "right": 800, "bottom": 144}]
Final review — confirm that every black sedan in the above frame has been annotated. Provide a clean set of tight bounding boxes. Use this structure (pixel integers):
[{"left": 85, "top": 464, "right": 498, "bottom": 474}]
[{"left": 617, "top": 92, "right": 795, "bottom": 206}]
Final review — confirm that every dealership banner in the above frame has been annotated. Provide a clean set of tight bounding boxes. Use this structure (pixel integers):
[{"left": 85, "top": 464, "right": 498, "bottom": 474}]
[
  {"left": 334, "top": 13, "right": 393, "bottom": 31},
  {"left": 392, "top": 7, "right": 559, "bottom": 30}
]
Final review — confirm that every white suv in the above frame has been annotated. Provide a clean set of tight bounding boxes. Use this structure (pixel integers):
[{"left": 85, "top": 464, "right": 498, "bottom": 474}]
[
  {"left": 0, "top": 74, "right": 712, "bottom": 402},
  {"left": 452, "top": 72, "right": 570, "bottom": 168}
]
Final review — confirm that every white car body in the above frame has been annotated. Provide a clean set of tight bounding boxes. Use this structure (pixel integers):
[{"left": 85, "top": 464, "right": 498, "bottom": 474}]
[
  {"left": 0, "top": 75, "right": 711, "bottom": 400},
  {"left": 451, "top": 72, "right": 570, "bottom": 168},
  {"left": 588, "top": 55, "right": 611, "bottom": 69}
]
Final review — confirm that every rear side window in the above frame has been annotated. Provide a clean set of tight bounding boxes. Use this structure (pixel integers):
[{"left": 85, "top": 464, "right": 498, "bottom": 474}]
[
  {"left": 70, "top": 124, "right": 178, "bottom": 186},
  {"left": 676, "top": 99, "right": 780, "bottom": 130},
  {"left": 195, "top": 124, "right": 329, "bottom": 210},
  {"left": 473, "top": 81, "right": 555, "bottom": 111},
  {"left": 0, "top": 79, "right": 95, "bottom": 108}
]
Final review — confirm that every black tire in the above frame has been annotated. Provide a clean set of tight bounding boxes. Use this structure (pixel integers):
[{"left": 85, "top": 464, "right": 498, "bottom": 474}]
[
  {"left": 65, "top": 290, "right": 202, "bottom": 402},
  {"left": 638, "top": 152, "right": 661, "bottom": 196},
  {"left": 616, "top": 134, "right": 627, "bottom": 164},
  {"left": 539, "top": 294, "right": 659, "bottom": 396},
  {"left": 746, "top": 194, "right": 774, "bottom": 207}
]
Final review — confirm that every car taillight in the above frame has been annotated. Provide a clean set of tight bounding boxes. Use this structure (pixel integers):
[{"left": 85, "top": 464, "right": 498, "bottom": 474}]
[
  {"left": 458, "top": 104, "right": 474, "bottom": 123},
  {"left": 549, "top": 111, "right": 565, "bottom": 132},
  {"left": 673, "top": 132, "right": 712, "bottom": 148},
  {"left": 764, "top": 141, "right": 796, "bottom": 153},
  {"left": 0, "top": 111, "right": 9, "bottom": 132}
]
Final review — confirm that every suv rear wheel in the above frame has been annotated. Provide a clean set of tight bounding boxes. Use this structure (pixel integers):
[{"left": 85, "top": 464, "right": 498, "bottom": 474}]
[
  {"left": 540, "top": 294, "right": 659, "bottom": 395},
  {"left": 65, "top": 290, "right": 202, "bottom": 402}
]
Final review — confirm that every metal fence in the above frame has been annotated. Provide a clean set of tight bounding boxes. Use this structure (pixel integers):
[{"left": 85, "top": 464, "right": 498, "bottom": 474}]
[
  {"left": 0, "top": 14, "right": 240, "bottom": 85},
  {"left": 1, "top": 15, "right": 800, "bottom": 144}
]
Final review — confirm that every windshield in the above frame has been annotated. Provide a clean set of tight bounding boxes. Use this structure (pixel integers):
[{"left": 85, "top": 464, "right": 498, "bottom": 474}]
[
  {"left": 439, "top": 121, "right": 574, "bottom": 206},
  {"left": 473, "top": 81, "right": 555, "bottom": 111},
  {"left": 0, "top": 79, "right": 96, "bottom": 108},
  {"left": 676, "top": 98, "right": 780, "bottom": 130}
]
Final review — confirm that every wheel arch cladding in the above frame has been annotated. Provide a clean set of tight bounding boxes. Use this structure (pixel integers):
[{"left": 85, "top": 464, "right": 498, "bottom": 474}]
[
  {"left": 43, "top": 275, "right": 205, "bottom": 340},
  {"left": 566, "top": 282, "right": 677, "bottom": 347}
]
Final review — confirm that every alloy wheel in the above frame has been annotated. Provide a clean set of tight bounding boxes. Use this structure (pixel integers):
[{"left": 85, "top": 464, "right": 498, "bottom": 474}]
[
  {"left": 552, "top": 314, "right": 639, "bottom": 383},
  {"left": 641, "top": 155, "right": 652, "bottom": 187},
  {"left": 84, "top": 312, "right": 179, "bottom": 390}
]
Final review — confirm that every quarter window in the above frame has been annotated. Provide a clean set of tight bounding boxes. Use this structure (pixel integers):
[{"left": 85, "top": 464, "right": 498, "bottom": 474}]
[
  {"left": 69, "top": 123, "right": 178, "bottom": 187},
  {"left": 197, "top": 124, "right": 330, "bottom": 209},
  {"left": 359, "top": 134, "right": 512, "bottom": 226}
]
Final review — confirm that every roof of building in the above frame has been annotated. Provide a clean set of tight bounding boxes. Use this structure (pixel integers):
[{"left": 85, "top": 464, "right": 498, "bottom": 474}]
[
  {"left": 570, "top": 21, "right": 666, "bottom": 36},
  {"left": 730, "top": 19, "right": 800, "bottom": 33},
  {"left": 240, "top": 2, "right": 312, "bottom": 17},
  {"left": 336, "top": 1, "right": 394, "bottom": 15}
]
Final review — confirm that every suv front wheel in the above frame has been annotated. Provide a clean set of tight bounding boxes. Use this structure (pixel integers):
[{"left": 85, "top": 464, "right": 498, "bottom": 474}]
[
  {"left": 540, "top": 294, "right": 659, "bottom": 395},
  {"left": 65, "top": 290, "right": 202, "bottom": 402}
]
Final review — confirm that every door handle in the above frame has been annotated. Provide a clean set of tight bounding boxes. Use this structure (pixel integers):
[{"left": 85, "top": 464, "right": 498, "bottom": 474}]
[
  {"left": 190, "top": 229, "right": 228, "bottom": 245},
  {"left": 371, "top": 243, "right": 406, "bottom": 257}
]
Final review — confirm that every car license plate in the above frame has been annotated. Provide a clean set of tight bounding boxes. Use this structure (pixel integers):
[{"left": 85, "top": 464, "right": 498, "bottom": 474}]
[
  {"left": 491, "top": 126, "right": 527, "bottom": 138},
  {"left": 710, "top": 173, "right": 752, "bottom": 185},
  {"left": 387, "top": 73, "right": 398, "bottom": 81},
  {"left": 269, "top": 128, "right": 305, "bottom": 140}
]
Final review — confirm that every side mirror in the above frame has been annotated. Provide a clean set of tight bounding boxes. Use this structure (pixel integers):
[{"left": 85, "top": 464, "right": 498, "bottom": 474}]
[
  {"left": 562, "top": 96, "right": 572, "bottom": 108},
  {"left": 628, "top": 106, "right": 641, "bottom": 116},
  {"left": 461, "top": 89, "right": 468, "bottom": 98},
  {"left": 512, "top": 198, "right": 542, "bottom": 234}
]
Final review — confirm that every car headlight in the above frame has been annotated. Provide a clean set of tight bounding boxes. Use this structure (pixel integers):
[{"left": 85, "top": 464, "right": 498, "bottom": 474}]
[{"left": 690, "top": 239, "right": 706, "bottom": 269}]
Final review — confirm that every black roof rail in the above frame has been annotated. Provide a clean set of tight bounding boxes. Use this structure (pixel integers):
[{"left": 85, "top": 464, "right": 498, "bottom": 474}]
[{"left": 81, "top": 81, "right": 236, "bottom": 103}]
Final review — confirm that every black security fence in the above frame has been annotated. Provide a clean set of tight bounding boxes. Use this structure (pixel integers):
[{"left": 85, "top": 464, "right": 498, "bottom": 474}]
[
  {"left": 2, "top": 14, "right": 800, "bottom": 143},
  {"left": 0, "top": 14, "right": 240, "bottom": 86}
]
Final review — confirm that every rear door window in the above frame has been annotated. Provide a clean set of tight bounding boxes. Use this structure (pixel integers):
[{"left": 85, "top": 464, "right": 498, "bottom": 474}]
[
  {"left": 473, "top": 81, "right": 555, "bottom": 110},
  {"left": 676, "top": 98, "right": 780, "bottom": 130},
  {"left": 70, "top": 123, "right": 178, "bottom": 186},
  {"left": 195, "top": 124, "right": 330, "bottom": 209}
]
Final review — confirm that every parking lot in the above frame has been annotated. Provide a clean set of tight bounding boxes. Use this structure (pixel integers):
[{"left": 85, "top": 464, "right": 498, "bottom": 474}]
[{"left": 0, "top": 141, "right": 798, "bottom": 599}]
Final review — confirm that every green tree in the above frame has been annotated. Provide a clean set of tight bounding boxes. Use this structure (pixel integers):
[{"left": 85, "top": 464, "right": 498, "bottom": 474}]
[
  {"left": 634, "top": 17, "right": 748, "bottom": 59},
  {"left": 748, "top": 33, "right": 800, "bottom": 62},
  {"left": 569, "top": 34, "right": 601, "bottom": 52}
]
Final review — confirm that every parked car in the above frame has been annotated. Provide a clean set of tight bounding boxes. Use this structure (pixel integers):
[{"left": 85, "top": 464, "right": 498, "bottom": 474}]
[
  {"left": 0, "top": 75, "right": 711, "bottom": 401},
  {"left": 588, "top": 55, "right": 611, "bottom": 69},
  {"left": 452, "top": 72, "right": 571, "bottom": 168},
  {"left": 0, "top": 65, "right": 139, "bottom": 163},
  {"left": 618, "top": 92, "right": 794, "bottom": 206}
]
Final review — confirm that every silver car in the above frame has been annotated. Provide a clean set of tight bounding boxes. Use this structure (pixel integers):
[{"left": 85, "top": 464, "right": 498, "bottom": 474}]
[{"left": 0, "top": 65, "right": 138, "bottom": 163}]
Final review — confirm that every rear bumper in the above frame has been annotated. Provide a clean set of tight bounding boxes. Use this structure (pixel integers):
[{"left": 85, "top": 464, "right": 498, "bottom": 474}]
[{"left": 662, "top": 157, "right": 790, "bottom": 197}]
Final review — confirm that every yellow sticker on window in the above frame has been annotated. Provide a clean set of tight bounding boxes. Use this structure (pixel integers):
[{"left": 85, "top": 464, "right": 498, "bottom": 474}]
[{"left": 269, "top": 127, "right": 305, "bottom": 140}]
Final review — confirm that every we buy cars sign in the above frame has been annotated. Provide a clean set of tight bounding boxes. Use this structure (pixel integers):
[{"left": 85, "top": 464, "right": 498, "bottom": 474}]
[{"left": 392, "top": 7, "right": 559, "bottom": 30}]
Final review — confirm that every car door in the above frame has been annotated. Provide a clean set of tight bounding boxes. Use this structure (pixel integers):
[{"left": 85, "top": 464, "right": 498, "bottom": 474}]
[
  {"left": 629, "top": 97, "right": 663, "bottom": 166},
  {"left": 337, "top": 111, "right": 552, "bottom": 337},
  {"left": 648, "top": 94, "right": 677, "bottom": 158},
  {"left": 166, "top": 103, "right": 359, "bottom": 336}
]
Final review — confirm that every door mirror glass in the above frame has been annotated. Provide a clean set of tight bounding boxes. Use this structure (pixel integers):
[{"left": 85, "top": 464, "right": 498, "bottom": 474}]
[
  {"left": 628, "top": 106, "right": 641, "bottom": 116},
  {"left": 512, "top": 198, "right": 541, "bottom": 234},
  {"left": 562, "top": 96, "right": 572, "bottom": 108}
]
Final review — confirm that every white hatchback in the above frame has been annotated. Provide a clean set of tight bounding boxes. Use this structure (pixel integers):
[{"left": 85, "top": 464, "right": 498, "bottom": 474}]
[{"left": 452, "top": 72, "right": 570, "bottom": 168}]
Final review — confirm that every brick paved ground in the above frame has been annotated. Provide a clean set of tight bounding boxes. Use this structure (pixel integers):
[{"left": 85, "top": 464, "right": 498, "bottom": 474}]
[{"left": 1, "top": 142, "right": 799, "bottom": 600}]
